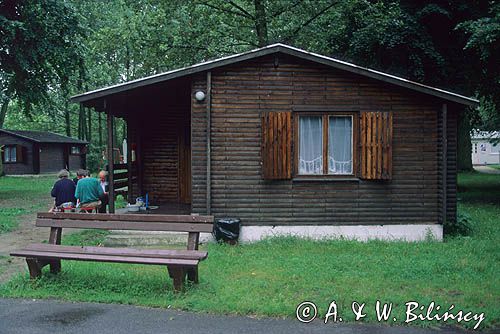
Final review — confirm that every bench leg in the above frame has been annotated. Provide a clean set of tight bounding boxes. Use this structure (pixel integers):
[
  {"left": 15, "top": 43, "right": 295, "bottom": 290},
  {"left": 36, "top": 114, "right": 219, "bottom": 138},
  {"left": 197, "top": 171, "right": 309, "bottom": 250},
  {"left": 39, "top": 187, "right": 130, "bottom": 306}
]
[
  {"left": 26, "top": 258, "right": 42, "bottom": 279},
  {"left": 49, "top": 260, "right": 61, "bottom": 274},
  {"left": 167, "top": 266, "right": 186, "bottom": 292},
  {"left": 186, "top": 267, "right": 198, "bottom": 284}
]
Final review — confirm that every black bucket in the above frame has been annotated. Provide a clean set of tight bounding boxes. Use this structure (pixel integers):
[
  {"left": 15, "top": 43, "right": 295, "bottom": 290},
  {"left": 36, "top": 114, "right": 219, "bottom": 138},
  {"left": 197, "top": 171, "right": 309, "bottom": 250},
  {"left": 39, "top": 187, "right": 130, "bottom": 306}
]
[{"left": 213, "top": 218, "right": 241, "bottom": 243}]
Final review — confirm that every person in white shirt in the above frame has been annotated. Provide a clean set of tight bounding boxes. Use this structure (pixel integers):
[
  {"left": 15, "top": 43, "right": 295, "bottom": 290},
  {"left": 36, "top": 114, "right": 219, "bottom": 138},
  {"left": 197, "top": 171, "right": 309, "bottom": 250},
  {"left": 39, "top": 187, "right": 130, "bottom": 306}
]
[{"left": 98, "top": 170, "right": 109, "bottom": 213}]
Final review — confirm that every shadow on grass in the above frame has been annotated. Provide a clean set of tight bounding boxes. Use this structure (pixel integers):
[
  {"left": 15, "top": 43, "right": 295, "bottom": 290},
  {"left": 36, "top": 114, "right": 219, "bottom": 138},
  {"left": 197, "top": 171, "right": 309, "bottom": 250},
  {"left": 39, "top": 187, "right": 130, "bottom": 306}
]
[{"left": 458, "top": 172, "right": 500, "bottom": 205}]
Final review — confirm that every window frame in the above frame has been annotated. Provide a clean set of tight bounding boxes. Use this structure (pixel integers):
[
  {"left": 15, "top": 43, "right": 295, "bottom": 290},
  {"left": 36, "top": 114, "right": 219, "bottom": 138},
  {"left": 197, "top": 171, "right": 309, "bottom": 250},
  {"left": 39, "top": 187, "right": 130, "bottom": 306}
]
[
  {"left": 2, "top": 145, "right": 18, "bottom": 163},
  {"left": 294, "top": 111, "right": 358, "bottom": 178},
  {"left": 70, "top": 146, "right": 81, "bottom": 155}
]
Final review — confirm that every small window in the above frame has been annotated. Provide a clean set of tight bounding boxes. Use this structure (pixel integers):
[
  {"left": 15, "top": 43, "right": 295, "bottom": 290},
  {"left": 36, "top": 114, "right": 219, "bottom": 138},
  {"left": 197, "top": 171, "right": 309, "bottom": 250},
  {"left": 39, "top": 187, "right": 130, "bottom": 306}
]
[
  {"left": 71, "top": 146, "right": 81, "bottom": 155},
  {"left": 297, "top": 113, "right": 354, "bottom": 176},
  {"left": 3, "top": 145, "right": 17, "bottom": 163}
]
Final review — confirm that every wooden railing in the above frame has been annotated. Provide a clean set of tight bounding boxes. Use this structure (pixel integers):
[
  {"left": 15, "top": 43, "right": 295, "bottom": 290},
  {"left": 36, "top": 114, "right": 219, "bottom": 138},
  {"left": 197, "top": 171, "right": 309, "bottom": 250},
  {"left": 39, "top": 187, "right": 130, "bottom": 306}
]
[{"left": 106, "top": 163, "right": 129, "bottom": 199}]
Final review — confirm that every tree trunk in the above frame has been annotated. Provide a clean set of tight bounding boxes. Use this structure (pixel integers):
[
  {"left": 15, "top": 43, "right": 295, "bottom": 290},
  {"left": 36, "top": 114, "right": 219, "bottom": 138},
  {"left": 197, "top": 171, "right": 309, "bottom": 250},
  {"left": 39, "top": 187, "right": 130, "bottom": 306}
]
[
  {"left": 457, "top": 111, "right": 473, "bottom": 172},
  {"left": 0, "top": 97, "right": 9, "bottom": 129},
  {"left": 87, "top": 108, "right": 92, "bottom": 142},
  {"left": 253, "top": 0, "right": 268, "bottom": 47},
  {"left": 64, "top": 100, "right": 71, "bottom": 137},
  {"left": 78, "top": 105, "right": 87, "bottom": 140}
]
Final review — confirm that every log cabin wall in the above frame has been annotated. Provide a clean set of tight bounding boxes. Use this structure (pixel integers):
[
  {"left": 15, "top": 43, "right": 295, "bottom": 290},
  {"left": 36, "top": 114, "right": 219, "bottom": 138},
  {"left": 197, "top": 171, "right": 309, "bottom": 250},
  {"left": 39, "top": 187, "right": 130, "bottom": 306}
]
[
  {"left": 39, "top": 143, "right": 65, "bottom": 173},
  {"left": 446, "top": 106, "right": 459, "bottom": 224},
  {"left": 0, "top": 133, "right": 34, "bottom": 175},
  {"left": 66, "top": 144, "right": 86, "bottom": 173},
  {"left": 191, "top": 54, "right": 457, "bottom": 226},
  {"left": 125, "top": 81, "right": 191, "bottom": 204},
  {"left": 191, "top": 75, "right": 209, "bottom": 213}
]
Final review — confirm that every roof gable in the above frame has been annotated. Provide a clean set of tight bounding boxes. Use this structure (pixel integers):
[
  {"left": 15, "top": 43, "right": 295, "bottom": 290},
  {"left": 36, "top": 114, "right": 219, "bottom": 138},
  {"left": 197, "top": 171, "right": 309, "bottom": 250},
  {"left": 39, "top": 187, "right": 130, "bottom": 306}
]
[
  {"left": 71, "top": 43, "right": 479, "bottom": 107},
  {"left": 0, "top": 129, "right": 88, "bottom": 144}
]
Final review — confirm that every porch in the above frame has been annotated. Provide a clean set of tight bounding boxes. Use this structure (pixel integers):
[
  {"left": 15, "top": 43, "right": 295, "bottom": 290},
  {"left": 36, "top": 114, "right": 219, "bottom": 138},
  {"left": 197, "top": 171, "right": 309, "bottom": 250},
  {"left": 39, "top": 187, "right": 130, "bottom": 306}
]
[{"left": 99, "top": 77, "right": 193, "bottom": 214}]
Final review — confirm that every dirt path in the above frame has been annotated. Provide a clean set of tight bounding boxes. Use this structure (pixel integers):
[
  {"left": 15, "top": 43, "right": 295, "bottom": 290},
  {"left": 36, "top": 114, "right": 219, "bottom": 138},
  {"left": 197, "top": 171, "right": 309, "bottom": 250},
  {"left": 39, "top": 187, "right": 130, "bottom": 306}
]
[
  {"left": 0, "top": 215, "right": 82, "bottom": 284},
  {"left": 0, "top": 210, "right": 56, "bottom": 283}
]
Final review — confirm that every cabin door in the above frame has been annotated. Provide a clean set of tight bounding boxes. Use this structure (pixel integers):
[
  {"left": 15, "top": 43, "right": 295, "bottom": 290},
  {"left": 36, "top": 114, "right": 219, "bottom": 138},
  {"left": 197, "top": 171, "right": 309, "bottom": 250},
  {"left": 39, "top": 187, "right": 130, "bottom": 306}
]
[{"left": 178, "top": 124, "right": 191, "bottom": 204}]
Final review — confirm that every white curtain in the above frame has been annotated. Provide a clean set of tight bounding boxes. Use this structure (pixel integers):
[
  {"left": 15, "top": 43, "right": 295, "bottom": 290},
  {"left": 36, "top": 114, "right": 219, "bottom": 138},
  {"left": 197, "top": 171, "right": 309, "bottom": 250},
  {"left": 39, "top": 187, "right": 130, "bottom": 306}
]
[
  {"left": 299, "top": 116, "right": 323, "bottom": 174},
  {"left": 328, "top": 116, "right": 352, "bottom": 174}
]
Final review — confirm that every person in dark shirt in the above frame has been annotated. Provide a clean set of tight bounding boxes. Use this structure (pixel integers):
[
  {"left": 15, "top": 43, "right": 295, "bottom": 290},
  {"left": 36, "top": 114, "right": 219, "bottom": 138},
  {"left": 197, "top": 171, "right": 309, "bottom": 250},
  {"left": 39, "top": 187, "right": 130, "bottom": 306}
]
[
  {"left": 73, "top": 169, "right": 88, "bottom": 186},
  {"left": 51, "top": 169, "right": 76, "bottom": 209}
]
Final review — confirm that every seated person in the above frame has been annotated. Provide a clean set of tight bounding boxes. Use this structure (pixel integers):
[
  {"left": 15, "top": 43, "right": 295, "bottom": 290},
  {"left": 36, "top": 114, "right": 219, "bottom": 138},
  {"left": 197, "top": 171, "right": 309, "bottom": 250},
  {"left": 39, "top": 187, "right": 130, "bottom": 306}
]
[
  {"left": 73, "top": 169, "right": 88, "bottom": 186},
  {"left": 75, "top": 171, "right": 104, "bottom": 211},
  {"left": 98, "top": 170, "right": 109, "bottom": 213},
  {"left": 51, "top": 169, "right": 76, "bottom": 211}
]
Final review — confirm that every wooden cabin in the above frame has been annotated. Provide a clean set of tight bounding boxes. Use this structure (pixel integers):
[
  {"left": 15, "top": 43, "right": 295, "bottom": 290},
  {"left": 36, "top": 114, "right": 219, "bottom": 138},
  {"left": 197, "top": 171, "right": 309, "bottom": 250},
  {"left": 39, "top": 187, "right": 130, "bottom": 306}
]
[
  {"left": 71, "top": 44, "right": 478, "bottom": 241},
  {"left": 0, "top": 129, "right": 87, "bottom": 175}
]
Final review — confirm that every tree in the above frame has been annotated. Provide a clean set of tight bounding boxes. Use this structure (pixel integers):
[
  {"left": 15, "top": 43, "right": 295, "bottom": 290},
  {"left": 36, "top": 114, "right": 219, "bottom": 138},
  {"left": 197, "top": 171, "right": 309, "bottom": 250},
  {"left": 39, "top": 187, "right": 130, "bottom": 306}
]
[
  {"left": 459, "top": 1, "right": 500, "bottom": 133},
  {"left": 0, "top": 0, "right": 83, "bottom": 128}
]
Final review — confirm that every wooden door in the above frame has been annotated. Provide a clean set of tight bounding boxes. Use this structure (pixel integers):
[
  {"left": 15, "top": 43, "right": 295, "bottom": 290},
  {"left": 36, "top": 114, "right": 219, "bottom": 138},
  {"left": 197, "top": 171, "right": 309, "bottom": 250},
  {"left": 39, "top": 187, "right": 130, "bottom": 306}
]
[{"left": 178, "top": 124, "right": 191, "bottom": 204}]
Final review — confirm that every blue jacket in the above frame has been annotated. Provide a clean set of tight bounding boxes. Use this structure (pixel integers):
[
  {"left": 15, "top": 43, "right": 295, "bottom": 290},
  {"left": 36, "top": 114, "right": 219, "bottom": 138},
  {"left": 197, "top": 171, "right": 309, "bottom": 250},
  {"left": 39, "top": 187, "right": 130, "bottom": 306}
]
[{"left": 51, "top": 178, "right": 76, "bottom": 206}]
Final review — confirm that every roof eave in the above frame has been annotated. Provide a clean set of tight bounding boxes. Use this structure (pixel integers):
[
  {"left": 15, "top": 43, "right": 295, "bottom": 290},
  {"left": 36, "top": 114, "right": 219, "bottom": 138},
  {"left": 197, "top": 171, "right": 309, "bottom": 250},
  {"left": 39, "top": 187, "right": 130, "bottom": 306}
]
[
  {"left": 0, "top": 129, "right": 89, "bottom": 144},
  {"left": 0, "top": 129, "right": 39, "bottom": 142},
  {"left": 70, "top": 43, "right": 480, "bottom": 108}
]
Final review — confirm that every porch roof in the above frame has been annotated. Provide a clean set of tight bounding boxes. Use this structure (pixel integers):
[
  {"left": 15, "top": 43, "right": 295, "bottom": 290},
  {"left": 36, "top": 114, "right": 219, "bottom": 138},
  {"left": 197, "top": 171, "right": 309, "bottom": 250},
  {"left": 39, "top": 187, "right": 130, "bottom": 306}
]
[{"left": 71, "top": 43, "right": 479, "bottom": 108}]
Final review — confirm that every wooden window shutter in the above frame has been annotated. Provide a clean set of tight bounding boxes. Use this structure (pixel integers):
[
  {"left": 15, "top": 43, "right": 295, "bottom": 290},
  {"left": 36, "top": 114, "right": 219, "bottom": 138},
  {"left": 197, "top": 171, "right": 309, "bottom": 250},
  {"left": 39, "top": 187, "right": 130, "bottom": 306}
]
[
  {"left": 261, "top": 111, "right": 292, "bottom": 180},
  {"left": 16, "top": 145, "right": 25, "bottom": 163},
  {"left": 360, "top": 111, "right": 393, "bottom": 180}
]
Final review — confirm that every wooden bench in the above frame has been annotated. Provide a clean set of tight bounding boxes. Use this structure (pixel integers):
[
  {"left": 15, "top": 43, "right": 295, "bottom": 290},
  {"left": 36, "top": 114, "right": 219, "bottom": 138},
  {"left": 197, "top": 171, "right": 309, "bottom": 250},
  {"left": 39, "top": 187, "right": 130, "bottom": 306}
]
[{"left": 10, "top": 212, "right": 214, "bottom": 292}]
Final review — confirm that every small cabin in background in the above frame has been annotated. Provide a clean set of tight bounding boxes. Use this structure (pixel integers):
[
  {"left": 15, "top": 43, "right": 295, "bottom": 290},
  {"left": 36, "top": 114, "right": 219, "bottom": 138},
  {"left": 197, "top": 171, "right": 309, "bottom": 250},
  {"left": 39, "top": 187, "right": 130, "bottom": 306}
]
[
  {"left": 471, "top": 130, "right": 500, "bottom": 165},
  {"left": 0, "top": 129, "right": 88, "bottom": 175}
]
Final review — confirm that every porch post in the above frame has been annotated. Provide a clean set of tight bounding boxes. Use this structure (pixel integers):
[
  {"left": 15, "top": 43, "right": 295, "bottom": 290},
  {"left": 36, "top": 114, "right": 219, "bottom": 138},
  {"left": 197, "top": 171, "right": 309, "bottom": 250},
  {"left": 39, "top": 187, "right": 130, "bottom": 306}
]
[
  {"left": 126, "top": 118, "right": 133, "bottom": 203},
  {"left": 107, "top": 104, "right": 115, "bottom": 213}
]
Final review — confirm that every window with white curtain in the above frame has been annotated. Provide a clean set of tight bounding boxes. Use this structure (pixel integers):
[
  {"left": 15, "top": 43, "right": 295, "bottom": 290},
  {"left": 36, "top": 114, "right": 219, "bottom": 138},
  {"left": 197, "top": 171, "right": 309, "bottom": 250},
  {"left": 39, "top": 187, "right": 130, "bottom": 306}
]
[
  {"left": 298, "top": 114, "right": 354, "bottom": 176},
  {"left": 3, "top": 146, "right": 16, "bottom": 163},
  {"left": 299, "top": 116, "right": 323, "bottom": 174},
  {"left": 328, "top": 116, "right": 352, "bottom": 174}
]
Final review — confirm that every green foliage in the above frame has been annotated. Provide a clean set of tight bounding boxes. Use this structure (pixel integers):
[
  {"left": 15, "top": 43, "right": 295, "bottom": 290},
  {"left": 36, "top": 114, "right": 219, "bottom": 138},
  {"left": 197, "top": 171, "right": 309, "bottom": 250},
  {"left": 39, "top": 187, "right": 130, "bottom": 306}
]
[
  {"left": 0, "top": 0, "right": 84, "bottom": 125},
  {"left": 444, "top": 212, "right": 473, "bottom": 237},
  {"left": 458, "top": 2, "right": 500, "bottom": 128},
  {"left": 85, "top": 145, "right": 104, "bottom": 174}
]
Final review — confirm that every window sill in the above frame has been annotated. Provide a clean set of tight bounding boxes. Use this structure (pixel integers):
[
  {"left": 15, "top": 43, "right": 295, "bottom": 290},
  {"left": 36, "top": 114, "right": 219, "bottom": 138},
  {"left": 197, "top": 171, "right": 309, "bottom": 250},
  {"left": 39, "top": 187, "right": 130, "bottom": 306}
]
[{"left": 293, "top": 177, "right": 360, "bottom": 182}]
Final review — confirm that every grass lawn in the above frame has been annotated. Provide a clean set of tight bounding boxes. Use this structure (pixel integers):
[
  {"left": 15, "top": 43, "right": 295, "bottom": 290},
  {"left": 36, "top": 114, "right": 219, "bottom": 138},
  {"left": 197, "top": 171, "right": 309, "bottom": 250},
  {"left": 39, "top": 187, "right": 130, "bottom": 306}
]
[
  {"left": 0, "top": 172, "right": 498, "bottom": 330},
  {"left": 0, "top": 175, "right": 55, "bottom": 233},
  {"left": 488, "top": 164, "right": 500, "bottom": 170},
  {"left": 0, "top": 175, "right": 127, "bottom": 234}
]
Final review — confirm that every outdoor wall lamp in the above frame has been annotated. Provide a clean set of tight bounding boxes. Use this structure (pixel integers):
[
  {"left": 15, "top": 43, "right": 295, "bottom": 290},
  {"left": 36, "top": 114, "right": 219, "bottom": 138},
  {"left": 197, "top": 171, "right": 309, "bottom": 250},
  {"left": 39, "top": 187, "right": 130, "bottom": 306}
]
[{"left": 195, "top": 90, "right": 206, "bottom": 101}]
